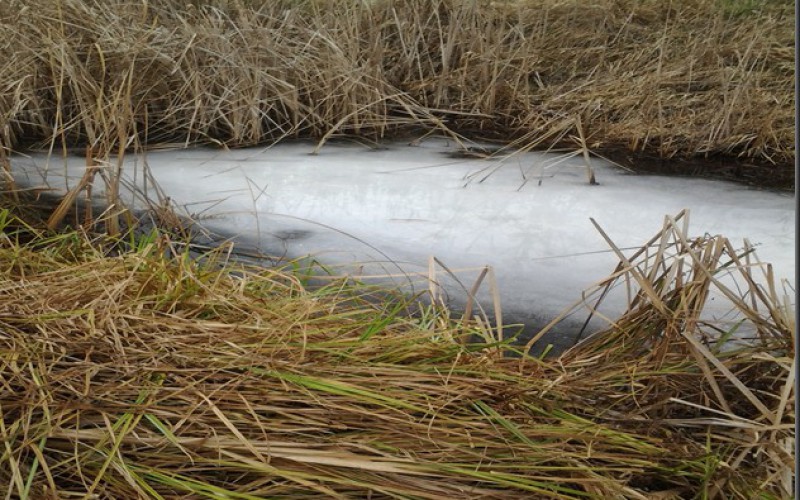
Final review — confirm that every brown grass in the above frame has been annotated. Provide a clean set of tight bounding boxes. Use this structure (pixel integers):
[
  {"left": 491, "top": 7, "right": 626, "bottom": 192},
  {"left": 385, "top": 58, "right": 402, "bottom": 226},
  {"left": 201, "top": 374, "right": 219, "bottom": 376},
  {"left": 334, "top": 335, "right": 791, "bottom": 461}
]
[
  {"left": 0, "top": 0, "right": 794, "bottom": 186},
  {"left": 0, "top": 1, "right": 795, "bottom": 496},
  {"left": 0, "top": 204, "right": 793, "bottom": 498}
]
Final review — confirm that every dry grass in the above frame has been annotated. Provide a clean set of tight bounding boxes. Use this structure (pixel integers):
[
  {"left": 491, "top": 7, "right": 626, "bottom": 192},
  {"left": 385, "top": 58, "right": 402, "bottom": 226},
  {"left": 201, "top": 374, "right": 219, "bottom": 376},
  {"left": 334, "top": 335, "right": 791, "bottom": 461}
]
[
  {"left": 0, "top": 204, "right": 793, "bottom": 498},
  {"left": 0, "top": 1, "right": 795, "bottom": 496},
  {"left": 0, "top": 0, "right": 794, "bottom": 186}
]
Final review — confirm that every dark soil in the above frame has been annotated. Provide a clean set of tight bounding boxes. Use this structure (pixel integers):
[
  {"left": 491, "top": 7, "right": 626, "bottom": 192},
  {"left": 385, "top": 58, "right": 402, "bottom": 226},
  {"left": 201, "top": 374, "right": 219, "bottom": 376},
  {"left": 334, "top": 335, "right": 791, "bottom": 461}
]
[{"left": 597, "top": 149, "right": 796, "bottom": 192}]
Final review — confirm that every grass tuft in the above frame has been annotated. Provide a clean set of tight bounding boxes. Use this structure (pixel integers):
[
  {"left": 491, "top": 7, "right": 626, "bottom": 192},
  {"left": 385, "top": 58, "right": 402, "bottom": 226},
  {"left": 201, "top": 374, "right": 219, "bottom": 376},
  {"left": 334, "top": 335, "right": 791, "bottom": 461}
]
[
  {"left": 0, "top": 0, "right": 794, "bottom": 188},
  {"left": 0, "top": 204, "right": 793, "bottom": 498}
]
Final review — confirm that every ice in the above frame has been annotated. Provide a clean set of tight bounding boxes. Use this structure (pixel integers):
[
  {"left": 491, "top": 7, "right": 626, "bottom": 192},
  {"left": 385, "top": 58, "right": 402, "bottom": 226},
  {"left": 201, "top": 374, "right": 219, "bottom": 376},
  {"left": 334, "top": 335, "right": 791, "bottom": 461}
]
[{"left": 11, "top": 138, "right": 795, "bottom": 351}]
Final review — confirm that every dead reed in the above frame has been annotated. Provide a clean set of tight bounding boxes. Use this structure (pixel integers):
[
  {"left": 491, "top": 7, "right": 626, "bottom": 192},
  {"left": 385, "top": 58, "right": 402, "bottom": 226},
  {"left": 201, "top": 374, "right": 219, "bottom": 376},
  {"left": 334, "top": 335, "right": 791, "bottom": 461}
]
[
  {"left": 0, "top": 0, "right": 795, "bottom": 495},
  {"left": 0, "top": 0, "right": 794, "bottom": 186},
  {"left": 0, "top": 205, "right": 793, "bottom": 498}
]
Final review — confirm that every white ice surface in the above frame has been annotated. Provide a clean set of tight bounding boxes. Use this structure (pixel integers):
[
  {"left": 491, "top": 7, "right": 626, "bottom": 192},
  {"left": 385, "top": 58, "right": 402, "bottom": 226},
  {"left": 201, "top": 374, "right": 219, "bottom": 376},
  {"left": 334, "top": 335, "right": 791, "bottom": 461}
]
[{"left": 11, "top": 138, "right": 795, "bottom": 348}]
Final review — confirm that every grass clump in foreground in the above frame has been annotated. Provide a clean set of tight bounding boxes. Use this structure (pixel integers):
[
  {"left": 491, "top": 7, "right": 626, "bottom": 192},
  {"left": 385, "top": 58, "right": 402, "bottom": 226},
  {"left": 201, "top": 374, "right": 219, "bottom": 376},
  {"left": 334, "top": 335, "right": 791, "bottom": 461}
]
[
  {"left": 0, "top": 0, "right": 794, "bottom": 189},
  {"left": 0, "top": 205, "right": 794, "bottom": 498}
]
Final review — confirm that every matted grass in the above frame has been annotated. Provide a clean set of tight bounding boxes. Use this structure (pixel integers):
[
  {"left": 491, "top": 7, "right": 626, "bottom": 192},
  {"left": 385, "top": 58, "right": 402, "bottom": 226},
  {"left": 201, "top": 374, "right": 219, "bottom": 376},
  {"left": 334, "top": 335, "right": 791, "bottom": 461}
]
[
  {"left": 0, "top": 1, "right": 795, "bottom": 495},
  {"left": 0, "top": 0, "right": 794, "bottom": 188},
  {"left": 0, "top": 204, "right": 793, "bottom": 498}
]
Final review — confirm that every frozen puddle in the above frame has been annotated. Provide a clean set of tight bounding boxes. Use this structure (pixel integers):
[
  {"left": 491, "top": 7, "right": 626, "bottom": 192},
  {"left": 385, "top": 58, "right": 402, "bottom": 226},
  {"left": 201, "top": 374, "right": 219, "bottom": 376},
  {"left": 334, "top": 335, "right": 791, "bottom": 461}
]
[{"left": 11, "top": 138, "right": 795, "bottom": 352}]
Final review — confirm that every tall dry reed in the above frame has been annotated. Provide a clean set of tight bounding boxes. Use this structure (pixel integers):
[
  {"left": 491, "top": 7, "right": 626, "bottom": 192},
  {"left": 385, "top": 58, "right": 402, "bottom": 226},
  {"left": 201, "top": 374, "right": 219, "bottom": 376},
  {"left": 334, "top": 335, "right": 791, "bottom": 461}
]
[{"left": 0, "top": 0, "right": 793, "bottom": 175}]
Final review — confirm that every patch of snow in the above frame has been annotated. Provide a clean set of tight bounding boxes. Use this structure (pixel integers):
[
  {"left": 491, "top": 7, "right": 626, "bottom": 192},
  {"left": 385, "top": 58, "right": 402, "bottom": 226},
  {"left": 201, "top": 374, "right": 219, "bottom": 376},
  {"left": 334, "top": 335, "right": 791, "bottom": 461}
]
[{"left": 11, "top": 138, "right": 795, "bottom": 351}]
